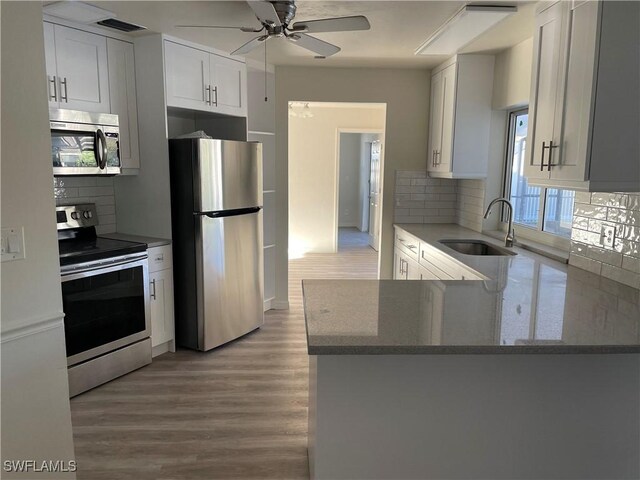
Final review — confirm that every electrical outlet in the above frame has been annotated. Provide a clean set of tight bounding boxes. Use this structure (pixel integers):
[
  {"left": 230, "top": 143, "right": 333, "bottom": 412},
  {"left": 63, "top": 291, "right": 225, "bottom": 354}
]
[{"left": 601, "top": 225, "right": 616, "bottom": 248}]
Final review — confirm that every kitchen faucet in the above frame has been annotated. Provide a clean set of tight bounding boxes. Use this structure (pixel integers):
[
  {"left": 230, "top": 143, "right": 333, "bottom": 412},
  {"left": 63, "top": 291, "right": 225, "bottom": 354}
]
[{"left": 483, "top": 197, "right": 516, "bottom": 247}]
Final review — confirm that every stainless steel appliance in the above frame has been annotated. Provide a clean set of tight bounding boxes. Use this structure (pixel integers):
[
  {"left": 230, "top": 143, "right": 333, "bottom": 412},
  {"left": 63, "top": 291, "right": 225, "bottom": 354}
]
[
  {"left": 57, "top": 204, "right": 151, "bottom": 396},
  {"left": 169, "top": 138, "right": 264, "bottom": 351},
  {"left": 50, "top": 109, "right": 121, "bottom": 176}
]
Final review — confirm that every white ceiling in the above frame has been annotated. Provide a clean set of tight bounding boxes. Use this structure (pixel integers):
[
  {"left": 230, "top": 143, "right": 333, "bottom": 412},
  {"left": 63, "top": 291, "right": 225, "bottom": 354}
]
[{"left": 89, "top": 1, "right": 536, "bottom": 68}]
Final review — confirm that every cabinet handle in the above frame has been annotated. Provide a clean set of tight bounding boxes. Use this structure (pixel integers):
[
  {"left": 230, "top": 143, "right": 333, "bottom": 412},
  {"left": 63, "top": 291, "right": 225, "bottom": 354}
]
[
  {"left": 205, "top": 85, "right": 211, "bottom": 105},
  {"left": 546, "top": 140, "right": 558, "bottom": 171},
  {"left": 48, "top": 76, "right": 57, "bottom": 101},
  {"left": 407, "top": 244, "right": 417, "bottom": 251},
  {"left": 59, "top": 77, "right": 68, "bottom": 103},
  {"left": 540, "top": 141, "right": 558, "bottom": 171},
  {"left": 431, "top": 150, "right": 436, "bottom": 167},
  {"left": 150, "top": 279, "right": 157, "bottom": 300},
  {"left": 212, "top": 86, "right": 218, "bottom": 106},
  {"left": 436, "top": 150, "right": 441, "bottom": 166}
]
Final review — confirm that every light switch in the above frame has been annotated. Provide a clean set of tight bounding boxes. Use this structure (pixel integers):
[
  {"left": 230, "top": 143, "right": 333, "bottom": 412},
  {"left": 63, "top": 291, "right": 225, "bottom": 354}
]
[
  {"left": 601, "top": 225, "right": 616, "bottom": 249},
  {"left": 1, "top": 227, "right": 25, "bottom": 262}
]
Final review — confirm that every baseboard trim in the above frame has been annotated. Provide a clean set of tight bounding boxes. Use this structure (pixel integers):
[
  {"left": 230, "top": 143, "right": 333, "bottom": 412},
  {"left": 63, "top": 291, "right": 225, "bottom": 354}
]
[
  {"left": 264, "top": 298, "right": 273, "bottom": 312},
  {"left": 271, "top": 300, "right": 290, "bottom": 310},
  {"left": 1, "top": 311, "right": 65, "bottom": 344}
]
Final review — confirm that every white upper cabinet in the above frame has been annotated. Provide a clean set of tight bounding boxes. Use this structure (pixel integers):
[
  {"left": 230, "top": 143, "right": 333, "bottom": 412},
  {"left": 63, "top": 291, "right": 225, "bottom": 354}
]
[
  {"left": 107, "top": 38, "right": 140, "bottom": 171},
  {"left": 164, "top": 40, "right": 247, "bottom": 117},
  {"left": 427, "top": 54, "right": 495, "bottom": 179},
  {"left": 44, "top": 23, "right": 110, "bottom": 112},
  {"left": 165, "top": 41, "right": 211, "bottom": 110},
  {"left": 210, "top": 54, "right": 247, "bottom": 115},
  {"left": 524, "top": 0, "right": 640, "bottom": 192}
]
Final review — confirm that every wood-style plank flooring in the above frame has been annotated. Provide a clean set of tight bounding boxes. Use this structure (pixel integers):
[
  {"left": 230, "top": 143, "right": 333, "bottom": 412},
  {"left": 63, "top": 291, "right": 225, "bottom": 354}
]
[{"left": 70, "top": 229, "right": 377, "bottom": 480}]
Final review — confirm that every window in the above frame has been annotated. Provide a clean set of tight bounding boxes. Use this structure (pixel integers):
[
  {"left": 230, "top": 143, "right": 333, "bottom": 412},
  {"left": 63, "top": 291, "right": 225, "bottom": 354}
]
[{"left": 503, "top": 109, "right": 574, "bottom": 240}]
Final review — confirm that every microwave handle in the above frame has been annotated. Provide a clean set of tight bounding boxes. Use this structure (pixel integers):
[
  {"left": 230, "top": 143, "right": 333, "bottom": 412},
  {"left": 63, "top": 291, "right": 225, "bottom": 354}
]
[{"left": 96, "top": 129, "right": 108, "bottom": 169}]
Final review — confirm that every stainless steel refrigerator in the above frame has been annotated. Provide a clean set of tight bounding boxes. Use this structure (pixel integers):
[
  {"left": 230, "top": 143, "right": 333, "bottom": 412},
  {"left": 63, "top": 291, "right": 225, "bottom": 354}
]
[{"left": 169, "top": 138, "right": 263, "bottom": 351}]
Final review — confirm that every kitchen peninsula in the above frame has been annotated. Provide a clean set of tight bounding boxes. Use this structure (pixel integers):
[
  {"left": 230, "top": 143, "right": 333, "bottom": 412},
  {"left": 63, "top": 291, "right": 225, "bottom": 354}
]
[{"left": 303, "top": 225, "right": 640, "bottom": 480}]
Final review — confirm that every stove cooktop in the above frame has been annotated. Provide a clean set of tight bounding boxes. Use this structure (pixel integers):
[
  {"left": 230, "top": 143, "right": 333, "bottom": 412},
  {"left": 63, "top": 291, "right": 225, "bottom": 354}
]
[{"left": 58, "top": 236, "right": 146, "bottom": 267}]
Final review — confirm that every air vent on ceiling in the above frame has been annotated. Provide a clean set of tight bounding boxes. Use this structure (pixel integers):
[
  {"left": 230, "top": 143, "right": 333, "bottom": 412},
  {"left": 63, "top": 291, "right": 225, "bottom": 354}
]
[{"left": 97, "top": 18, "right": 146, "bottom": 33}]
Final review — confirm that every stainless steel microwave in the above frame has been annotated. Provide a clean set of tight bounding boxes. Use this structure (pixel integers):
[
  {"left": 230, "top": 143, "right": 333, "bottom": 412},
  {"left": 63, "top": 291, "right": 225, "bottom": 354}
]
[{"left": 50, "top": 109, "right": 121, "bottom": 176}]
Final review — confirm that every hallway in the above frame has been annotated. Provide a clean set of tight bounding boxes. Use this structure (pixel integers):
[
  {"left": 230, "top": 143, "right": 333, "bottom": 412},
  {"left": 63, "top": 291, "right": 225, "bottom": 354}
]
[{"left": 70, "top": 239, "right": 377, "bottom": 479}]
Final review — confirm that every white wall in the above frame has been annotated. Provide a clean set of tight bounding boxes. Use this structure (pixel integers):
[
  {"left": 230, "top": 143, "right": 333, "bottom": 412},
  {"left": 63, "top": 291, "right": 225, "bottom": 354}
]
[
  {"left": 276, "top": 67, "right": 431, "bottom": 293},
  {"left": 1, "top": 2, "right": 76, "bottom": 477},
  {"left": 492, "top": 37, "right": 533, "bottom": 110},
  {"left": 338, "top": 133, "right": 363, "bottom": 229},
  {"left": 288, "top": 105, "right": 385, "bottom": 255}
]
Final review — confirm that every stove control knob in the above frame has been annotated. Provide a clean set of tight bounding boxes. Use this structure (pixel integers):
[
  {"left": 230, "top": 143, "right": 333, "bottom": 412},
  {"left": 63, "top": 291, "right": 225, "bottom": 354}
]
[
  {"left": 70, "top": 212, "right": 79, "bottom": 220},
  {"left": 83, "top": 211, "right": 93, "bottom": 219}
]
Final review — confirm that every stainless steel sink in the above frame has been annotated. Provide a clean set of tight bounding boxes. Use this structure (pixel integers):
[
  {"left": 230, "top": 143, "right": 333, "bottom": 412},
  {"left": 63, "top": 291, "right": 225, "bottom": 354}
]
[{"left": 438, "top": 239, "right": 517, "bottom": 256}]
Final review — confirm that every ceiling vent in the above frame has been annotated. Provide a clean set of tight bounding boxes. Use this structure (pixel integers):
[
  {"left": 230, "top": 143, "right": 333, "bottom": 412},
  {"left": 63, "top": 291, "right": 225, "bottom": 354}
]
[{"left": 97, "top": 18, "right": 147, "bottom": 33}]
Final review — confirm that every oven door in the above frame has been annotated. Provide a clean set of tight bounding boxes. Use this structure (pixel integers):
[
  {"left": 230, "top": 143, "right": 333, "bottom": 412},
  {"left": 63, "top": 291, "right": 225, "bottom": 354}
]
[{"left": 61, "top": 253, "right": 150, "bottom": 366}]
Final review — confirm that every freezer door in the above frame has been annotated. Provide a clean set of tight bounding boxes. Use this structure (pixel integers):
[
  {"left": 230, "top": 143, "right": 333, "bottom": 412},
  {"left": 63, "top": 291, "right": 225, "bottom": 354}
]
[
  {"left": 195, "top": 139, "right": 263, "bottom": 212},
  {"left": 196, "top": 210, "right": 264, "bottom": 350}
]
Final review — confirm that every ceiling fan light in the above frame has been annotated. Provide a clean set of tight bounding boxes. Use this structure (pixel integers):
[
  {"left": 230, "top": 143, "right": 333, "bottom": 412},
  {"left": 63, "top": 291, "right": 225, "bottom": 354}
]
[{"left": 415, "top": 5, "right": 517, "bottom": 56}]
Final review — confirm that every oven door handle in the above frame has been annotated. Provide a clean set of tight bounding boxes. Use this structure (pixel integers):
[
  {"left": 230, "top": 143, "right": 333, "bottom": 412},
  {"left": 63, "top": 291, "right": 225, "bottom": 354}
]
[{"left": 61, "top": 253, "right": 148, "bottom": 279}]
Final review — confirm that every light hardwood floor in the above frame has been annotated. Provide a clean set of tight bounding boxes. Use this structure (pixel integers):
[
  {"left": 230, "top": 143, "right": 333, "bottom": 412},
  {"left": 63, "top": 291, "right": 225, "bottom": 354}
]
[{"left": 70, "top": 231, "right": 377, "bottom": 480}]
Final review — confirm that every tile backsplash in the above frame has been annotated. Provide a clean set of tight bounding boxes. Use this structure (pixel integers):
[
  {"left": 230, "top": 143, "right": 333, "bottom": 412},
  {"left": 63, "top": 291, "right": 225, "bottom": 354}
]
[
  {"left": 570, "top": 192, "right": 639, "bottom": 289},
  {"left": 456, "top": 179, "right": 486, "bottom": 233},
  {"left": 54, "top": 177, "right": 117, "bottom": 234},
  {"left": 394, "top": 171, "right": 457, "bottom": 224}
]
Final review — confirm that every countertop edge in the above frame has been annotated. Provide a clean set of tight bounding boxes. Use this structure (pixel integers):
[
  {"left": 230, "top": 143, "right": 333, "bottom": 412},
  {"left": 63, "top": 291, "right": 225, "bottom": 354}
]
[{"left": 307, "top": 345, "right": 640, "bottom": 355}]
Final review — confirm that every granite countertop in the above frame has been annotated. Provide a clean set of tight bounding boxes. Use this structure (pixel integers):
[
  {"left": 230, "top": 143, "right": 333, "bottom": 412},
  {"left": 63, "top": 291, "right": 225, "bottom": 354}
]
[
  {"left": 303, "top": 224, "right": 640, "bottom": 355},
  {"left": 99, "top": 232, "right": 171, "bottom": 248}
]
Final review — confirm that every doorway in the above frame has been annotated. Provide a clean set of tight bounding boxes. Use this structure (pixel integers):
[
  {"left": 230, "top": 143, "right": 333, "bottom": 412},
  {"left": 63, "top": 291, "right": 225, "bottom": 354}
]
[
  {"left": 288, "top": 101, "right": 386, "bottom": 264},
  {"left": 336, "top": 131, "right": 382, "bottom": 252}
]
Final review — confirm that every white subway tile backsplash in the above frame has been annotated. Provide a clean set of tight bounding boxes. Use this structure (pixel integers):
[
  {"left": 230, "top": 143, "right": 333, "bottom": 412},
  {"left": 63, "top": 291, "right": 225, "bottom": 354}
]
[
  {"left": 455, "top": 179, "right": 486, "bottom": 233},
  {"left": 569, "top": 191, "right": 640, "bottom": 289},
  {"left": 54, "top": 177, "right": 117, "bottom": 234},
  {"left": 394, "top": 171, "right": 457, "bottom": 225}
]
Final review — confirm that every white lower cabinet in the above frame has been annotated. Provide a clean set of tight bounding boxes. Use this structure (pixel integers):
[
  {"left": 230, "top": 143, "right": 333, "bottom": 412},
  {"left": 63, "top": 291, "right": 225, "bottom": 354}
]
[
  {"left": 148, "top": 245, "right": 175, "bottom": 356},
  {"left": 393, "top": 226, "right": 485, "bottom": 282}
]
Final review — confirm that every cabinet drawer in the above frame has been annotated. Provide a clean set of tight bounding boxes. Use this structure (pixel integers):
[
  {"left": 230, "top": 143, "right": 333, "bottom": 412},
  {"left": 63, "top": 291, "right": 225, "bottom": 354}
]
[
  {"left": 148, "top": 245, "right": 173, "bottom": 273},
  {"left": 394, "top": 229, "right": 420, "bottom": 262},
  {"left": 419, "top": 242, "right": 484, "bottom": 281}
]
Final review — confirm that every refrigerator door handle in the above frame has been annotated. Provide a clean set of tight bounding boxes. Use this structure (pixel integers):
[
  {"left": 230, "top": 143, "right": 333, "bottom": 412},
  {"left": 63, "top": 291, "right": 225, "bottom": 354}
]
[{"left": 201, "top": 206, "right": 262, "bottom": 219}]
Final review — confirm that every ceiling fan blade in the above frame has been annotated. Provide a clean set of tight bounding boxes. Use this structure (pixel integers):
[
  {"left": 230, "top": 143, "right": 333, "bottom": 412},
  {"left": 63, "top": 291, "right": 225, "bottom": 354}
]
[
  {"left": 247, "top": 1, "right": 281, "bottom": 27},
  {"left": 287, "top": 33, "right": 340, "bottom": 57},
  {"left": 175, "top": 25, "right": 262, "bottom": 33},
  {"left": 231, "top": 35, "right": 270, "bottom": 56},
  {"left": 291, "top": 15, "right": 370, "bottom": 33}
]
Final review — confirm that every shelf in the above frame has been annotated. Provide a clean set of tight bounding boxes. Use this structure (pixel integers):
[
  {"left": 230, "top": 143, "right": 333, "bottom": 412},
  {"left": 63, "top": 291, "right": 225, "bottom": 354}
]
[{"left": 263, "top": 190, "right": 276, "bottom": 194}]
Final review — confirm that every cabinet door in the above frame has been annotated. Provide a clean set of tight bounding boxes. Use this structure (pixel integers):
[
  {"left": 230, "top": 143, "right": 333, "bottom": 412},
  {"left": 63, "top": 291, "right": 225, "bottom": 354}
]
[
  {"left": 43, "top": 23, "right": 59, "bottom": 108},
  {"left": 107, "top": 39, "right": 140, "bottom": 170},
  {"left": 406, "top": 258, "right": 422, "bottom": 280},
  {"left": 210, "top": 54, "right": 247, "bottom": 116},
  {"left": 150, "top": 269, "right": 175, "bottom": 347},
  {"left": 525, "top": 2, "right": 566, "bottom": 181},
  {"left": 164, "top": 41, "right": 210, "bottom": 110},
  {"left": 435, "top": 63, "right": 456, "bottom": 174},
  {"left": 394, "top": 249, "right": 408, "bottom": 280},
  {"left": 54, "top": 25, "right": 110, "bottom": 112},
  {"left": 427, "top": 70, "right": 443, "bottom": 172},
  {"left": 551, "top": 0, "right": 599, "bottom": 182}
]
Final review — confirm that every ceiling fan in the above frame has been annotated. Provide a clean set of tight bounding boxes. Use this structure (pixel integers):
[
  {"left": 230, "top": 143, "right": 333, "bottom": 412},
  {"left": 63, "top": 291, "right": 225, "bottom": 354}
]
[{"left": 176, "top": 0, "right": 371, "bottom": 58}]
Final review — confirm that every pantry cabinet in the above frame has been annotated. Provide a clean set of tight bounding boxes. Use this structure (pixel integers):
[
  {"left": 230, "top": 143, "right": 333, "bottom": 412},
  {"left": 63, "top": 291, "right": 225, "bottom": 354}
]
[
  {"left": 524, "top": 0, "right": 640, "bottom": 192},
  {"left": 164, "top": 40, "right": 247, "bottom": 117},
  {"left": 427, "top": 54, "right": 495, "bottom": 179},
  {"left": 44, "top": 23, "right": 111, "bottom": 112}
]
